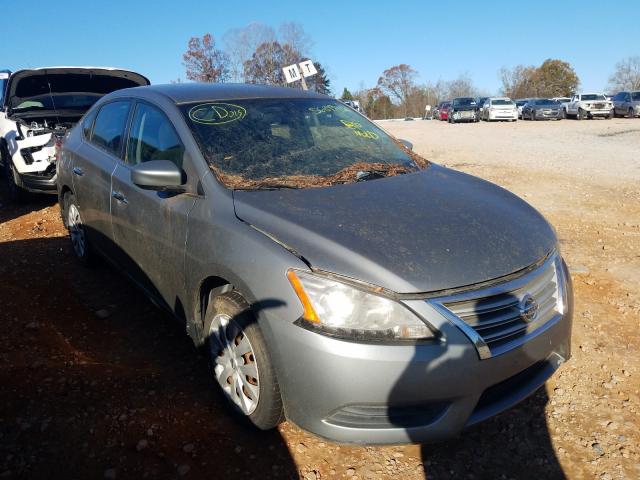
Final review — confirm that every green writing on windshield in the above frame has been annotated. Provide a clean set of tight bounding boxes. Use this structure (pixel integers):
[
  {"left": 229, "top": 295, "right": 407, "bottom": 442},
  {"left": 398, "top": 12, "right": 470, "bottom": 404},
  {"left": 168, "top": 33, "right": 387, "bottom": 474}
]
[{"left": 189, "top": 103, "right": 247, "bottom": 125}]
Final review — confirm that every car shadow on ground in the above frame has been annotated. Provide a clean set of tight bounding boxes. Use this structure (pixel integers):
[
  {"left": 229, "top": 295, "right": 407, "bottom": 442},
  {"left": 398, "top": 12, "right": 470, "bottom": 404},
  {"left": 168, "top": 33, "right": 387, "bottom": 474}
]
[
  {"left": 388, "top": 295, "right": 566, "bottom": 480},
  {"left": 0, "top": 236, "right": 298, "bottom": 479}
]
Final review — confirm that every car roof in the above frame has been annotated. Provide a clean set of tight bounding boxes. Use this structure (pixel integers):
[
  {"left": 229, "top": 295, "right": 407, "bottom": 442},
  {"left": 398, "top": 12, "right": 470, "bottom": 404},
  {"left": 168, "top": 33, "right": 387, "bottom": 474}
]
[{"left": 122, "top": 83, "right": 328, "bottom": 104}]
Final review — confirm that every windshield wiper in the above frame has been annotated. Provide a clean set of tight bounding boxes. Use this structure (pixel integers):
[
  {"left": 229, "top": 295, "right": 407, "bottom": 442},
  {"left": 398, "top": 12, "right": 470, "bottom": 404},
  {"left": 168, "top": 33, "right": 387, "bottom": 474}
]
[
  {"left": 235, "top": 183, "right": 301, "bottom": 191},
  {"left": 355, "top": 170, "right": 386, "bottom": 182}
]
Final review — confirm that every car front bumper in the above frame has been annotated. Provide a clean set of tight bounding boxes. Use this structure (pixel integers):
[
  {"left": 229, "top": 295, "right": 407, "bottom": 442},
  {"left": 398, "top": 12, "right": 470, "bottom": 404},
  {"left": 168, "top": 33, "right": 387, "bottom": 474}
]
[
  {"left": 534, "top": 110, "right": 562, "bottom": 119},
  {"left": 273, "top": 282, "right": 573, "bottom": 444},
  {"left": 488, "top": 110, "right": 517, "bottom": 120},
  {"left": 585, "top": 108, "right": 612, "bottom": 117}
]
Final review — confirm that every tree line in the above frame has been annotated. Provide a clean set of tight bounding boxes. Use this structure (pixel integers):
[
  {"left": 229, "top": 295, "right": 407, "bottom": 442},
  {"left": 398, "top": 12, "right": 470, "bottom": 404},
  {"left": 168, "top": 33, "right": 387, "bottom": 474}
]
[
  {"left": 178, "top": 25, "right": 640, "bottom": 121},
  {"left": 343, "top": 56, "right": 640, "bottom": 120},
  {"left": 181, "top": 22, "right": 330, "bottom": 94}
]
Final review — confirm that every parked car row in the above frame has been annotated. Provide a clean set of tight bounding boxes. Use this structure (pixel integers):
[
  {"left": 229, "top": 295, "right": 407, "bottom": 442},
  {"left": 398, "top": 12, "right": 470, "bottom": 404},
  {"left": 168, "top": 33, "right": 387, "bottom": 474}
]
[
  {"left": 0, "top": 65, "right": 575, "bottom": 446},
  {"left": 432, "top": 90, "right": 640, "bottom": 123}
]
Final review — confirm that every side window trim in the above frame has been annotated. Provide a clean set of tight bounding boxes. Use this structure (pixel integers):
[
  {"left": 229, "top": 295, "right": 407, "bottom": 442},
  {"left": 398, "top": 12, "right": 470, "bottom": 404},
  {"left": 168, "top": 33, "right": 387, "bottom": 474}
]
[
  {"left": 124, "top": 99, "right": 186, "bottom": 167},
  {"left": 82, "top": 108, "right": 98, "bottom": 142}
]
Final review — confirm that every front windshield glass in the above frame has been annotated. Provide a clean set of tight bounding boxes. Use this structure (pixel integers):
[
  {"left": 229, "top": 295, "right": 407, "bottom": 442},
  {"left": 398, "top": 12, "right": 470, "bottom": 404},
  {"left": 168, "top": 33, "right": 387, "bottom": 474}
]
[
  {"left": 13, "top": 93, "right": 101, "bottom": 112},
  {"left": 581, "top": 94, "right": 606, "bottom": 101},
  {"left": 535, "top": 99, "right": 557, "bottom": 105},
  {"left": 491, "top": 99, "right": 514, "bottom": 106},
  {"left": 515, "top": 100, "right": 526, "bottom": 106},
  {"left": 452, "top": 97, "right": 476, "bottom": 107},
  {"left": 181, "top": 98, "right": 428, "bottom": 189}
]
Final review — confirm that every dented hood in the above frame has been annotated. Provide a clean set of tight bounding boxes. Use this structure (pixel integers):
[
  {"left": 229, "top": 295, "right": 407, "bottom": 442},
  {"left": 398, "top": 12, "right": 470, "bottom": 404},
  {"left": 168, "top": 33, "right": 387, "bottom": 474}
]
[
  {"left": 233, "top": 165, "right": 557, "bottom": 294},
  {"left": 5, "top": 67, "right": 149, "bottom": 114}
]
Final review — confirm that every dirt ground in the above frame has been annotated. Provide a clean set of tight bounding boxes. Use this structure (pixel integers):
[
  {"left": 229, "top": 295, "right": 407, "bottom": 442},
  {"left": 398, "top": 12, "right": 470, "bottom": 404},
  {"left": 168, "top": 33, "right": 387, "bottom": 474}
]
[{"left": 1, "top": 117, "right": 639, "bottom": 480}]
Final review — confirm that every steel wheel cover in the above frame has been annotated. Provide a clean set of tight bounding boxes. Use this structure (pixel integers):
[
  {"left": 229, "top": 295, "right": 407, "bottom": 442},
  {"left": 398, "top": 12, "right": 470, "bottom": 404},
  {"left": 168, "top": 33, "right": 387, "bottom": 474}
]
[
  {"left": 208, "top": 313, "right": 260, "bottom": 415},
  {"left": 67, "top": 204, "right": 86, "bottom": 258}
]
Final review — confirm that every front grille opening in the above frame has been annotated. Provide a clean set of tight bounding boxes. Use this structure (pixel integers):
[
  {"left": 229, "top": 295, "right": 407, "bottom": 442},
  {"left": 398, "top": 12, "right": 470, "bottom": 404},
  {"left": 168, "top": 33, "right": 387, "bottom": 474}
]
[
  {"left": 439, "top": 256, "right": 561, "bottom": 356},
  {"left": 325, "top": 402, "right": 449, "bottom": 429}
]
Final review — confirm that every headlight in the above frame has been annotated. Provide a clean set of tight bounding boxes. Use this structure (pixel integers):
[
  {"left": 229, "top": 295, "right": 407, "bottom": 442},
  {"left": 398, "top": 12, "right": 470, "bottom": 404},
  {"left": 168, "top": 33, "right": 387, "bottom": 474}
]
[{"left": 287, "top": 270, "right": 436, "bottom": 341}]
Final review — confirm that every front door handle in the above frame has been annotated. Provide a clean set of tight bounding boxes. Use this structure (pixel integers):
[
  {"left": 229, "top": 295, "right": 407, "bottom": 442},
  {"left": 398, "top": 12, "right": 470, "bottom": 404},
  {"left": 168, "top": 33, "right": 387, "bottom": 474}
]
[
  {"left": 111, "top": 191, "right": 128, "bottom": 204},
  {"left": 72, "top": 167, "right": 84, "bottom": 176}
]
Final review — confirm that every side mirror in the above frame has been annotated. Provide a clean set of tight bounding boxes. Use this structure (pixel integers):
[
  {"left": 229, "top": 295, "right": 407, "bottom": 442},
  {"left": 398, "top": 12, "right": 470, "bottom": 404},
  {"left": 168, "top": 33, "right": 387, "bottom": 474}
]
[
  {"left": 399, "top": 139, "right": 413, "bottom": 151},
  {"left": 131, "top": 160, "right": 185, "bottom": 192}
]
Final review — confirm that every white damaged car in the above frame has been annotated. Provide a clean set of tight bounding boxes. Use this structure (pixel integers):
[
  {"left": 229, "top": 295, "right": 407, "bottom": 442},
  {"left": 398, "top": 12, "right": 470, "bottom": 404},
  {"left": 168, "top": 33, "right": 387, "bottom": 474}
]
[{"left": 0, "top": 67, "right": 149, "bottom": 201}]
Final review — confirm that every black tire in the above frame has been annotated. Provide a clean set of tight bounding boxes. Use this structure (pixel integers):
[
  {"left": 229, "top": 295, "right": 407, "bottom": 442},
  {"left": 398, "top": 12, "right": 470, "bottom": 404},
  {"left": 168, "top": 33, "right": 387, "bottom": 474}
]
[
  {"left": 1, "top": 146, "right": 24, "bottom": 203},
  {"left": 63, "top": 192, "right": 94, "bottom": 266},
  {"left": 577, "top": 108, "right": 584, "bottom": 120},
  {"left": 204, "top": 291, "right": 284, "bottom": 430},
  {"left": 531, "top": 110, "right": 537, "bottom": 121},
  {"left": 629, "top": 108, "right": 635, "bottom": 119}
]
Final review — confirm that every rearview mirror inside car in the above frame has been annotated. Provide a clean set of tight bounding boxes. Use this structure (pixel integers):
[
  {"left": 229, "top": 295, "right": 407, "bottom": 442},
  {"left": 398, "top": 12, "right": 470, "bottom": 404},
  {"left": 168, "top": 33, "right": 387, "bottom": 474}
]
[{"left": 131, "top": 160, "right": 185, "bottom": 192}]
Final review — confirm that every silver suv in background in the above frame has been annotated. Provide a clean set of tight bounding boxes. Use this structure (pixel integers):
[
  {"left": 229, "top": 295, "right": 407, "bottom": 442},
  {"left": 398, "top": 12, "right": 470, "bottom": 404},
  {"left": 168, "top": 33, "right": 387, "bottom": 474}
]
[
  {"left": 0, "top": 67, "right": 149, "bottom": 201},
  {"left": 57, "top": 84, "right": 573, "bottom": 444},
  {"left": 611, "top": 91, "right": 640, "bottom": 118}
]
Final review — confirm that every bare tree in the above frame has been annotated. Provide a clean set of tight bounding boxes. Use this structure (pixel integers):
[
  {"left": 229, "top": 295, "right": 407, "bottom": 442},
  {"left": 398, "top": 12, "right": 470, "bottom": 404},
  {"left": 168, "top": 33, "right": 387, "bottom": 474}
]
[
  {"left": 182, "top": 33, "right": 230, "bottom": 83},
  {"left": 499, "top": 65, "right": 537, "bottom": 98},
  {"left": 278, "top": 22, "right": 313, "bottom": 57},
  {"left": 445, "top": 73, "right": 477, "bottom": 98},
  {"left": 608, "top": 56, "right": 640, "bottom": 91},
  {"left": 377, "top": 64, "right": 418, "bottom": 116},
  {"left": 243, "top": 41, "right": 300, "bottom": 86},
  {"left": 223, "top": 22, "right": 276, "bottom": 82}
]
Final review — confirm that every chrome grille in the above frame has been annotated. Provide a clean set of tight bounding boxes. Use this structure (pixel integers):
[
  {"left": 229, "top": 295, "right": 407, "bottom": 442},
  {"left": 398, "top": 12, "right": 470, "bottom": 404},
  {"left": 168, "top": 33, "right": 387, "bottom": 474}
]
[{"left": 432, "top": 254, "right": 564, "bottom": 359}]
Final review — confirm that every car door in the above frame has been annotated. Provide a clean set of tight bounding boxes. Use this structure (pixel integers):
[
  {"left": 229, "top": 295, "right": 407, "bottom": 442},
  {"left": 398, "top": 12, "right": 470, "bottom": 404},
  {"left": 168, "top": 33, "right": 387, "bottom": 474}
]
[
  {"left": 110, "top": 100, "right": 197, "bottom": 309},
  {"left": 71, "top": 100, "right": 131, "bottom": 255},
  {"left": 623, "top": 93, "right": 632, "bottom": 113}
]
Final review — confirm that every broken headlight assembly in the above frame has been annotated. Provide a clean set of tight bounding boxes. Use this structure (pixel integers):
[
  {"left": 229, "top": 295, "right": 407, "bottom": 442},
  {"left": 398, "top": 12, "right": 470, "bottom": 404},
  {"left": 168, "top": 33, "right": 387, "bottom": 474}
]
[{"left": 287, "top": 269, "right": 436, "bottom": 341}]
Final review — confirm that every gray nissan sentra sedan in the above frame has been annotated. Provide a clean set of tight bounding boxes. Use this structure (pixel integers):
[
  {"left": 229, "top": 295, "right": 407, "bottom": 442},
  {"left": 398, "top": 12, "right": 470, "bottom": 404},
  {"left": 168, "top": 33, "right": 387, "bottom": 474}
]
[{"left": 56, "top": 84, "right": 573, "bottom": 444}]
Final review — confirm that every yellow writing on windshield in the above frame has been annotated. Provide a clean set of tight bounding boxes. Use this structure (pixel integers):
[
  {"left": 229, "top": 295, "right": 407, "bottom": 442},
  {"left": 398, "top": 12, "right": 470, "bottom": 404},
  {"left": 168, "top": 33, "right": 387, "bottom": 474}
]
[
  {"left": 308, "top": 104, "right": 348, "bottom": 114},
  {"left": 189, "top": 103, "right": 247, "bottom": 125},
  {"left": 339, "top": 119, "right": 379, "bottom": 140}
]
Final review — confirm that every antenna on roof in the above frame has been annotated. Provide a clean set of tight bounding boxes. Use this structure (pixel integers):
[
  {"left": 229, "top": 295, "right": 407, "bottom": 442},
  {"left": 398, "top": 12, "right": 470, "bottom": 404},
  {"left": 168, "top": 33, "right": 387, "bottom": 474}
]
[{"left": 45, "top": 71, "right": 61, "bottom": 125}]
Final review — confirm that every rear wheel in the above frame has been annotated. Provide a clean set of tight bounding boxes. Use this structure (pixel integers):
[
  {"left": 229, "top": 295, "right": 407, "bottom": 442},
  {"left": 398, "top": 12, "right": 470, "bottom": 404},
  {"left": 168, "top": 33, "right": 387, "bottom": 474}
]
[
  {"left": 205, "top": 291, "right": 284, "bottom": 430},
  {"left": 63, "top": 192, "right": 94, "bottom": 266}
]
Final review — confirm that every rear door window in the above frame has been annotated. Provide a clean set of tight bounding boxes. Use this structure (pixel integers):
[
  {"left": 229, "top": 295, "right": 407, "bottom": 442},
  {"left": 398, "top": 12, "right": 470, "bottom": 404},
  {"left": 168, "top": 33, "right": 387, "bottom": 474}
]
[
  {"left": 91, "top": 101, "right": 131, "bottom": 157},
  {"left": 81, "top": 108, "right": 98, "bottom": 140}
]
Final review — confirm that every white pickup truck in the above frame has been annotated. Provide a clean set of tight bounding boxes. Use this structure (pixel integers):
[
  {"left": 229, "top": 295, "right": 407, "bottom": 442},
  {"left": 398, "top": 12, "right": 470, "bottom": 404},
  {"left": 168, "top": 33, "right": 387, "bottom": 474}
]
[{"left": 564, "top": 93, "right": 613, "bottom": 120}]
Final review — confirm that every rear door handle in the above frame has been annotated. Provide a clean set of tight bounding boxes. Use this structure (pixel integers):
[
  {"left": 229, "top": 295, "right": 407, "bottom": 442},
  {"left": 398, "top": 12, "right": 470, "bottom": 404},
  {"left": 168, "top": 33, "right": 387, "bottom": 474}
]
[
  {"left": 72, "top": 167, "right": 84, "bottom": 176},
  {"left": 111, "top": 191, "right": 128, "bottom": 204}
]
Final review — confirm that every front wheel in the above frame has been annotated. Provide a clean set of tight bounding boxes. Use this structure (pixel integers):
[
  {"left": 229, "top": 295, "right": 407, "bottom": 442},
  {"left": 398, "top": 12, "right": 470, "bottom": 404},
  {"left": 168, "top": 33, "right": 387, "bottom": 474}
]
[
  {"left": 205, "top": 291, "right": 284, "bottom": 430},
  {"left": 576, "top": 108, "right": 585, "bottom": 120},
  {"left": 1, "top": 150, "right": 24, "bottom": 203},
  {"left": 629, "top": 108, "right": 635, "bottom": 119}
]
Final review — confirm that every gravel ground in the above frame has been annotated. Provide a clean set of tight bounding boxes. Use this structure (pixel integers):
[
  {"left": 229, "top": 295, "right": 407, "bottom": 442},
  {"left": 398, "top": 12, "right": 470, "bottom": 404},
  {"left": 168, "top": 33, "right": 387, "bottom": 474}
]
[{"left": 0, "top": 117, "right": 638, "bottom": 479}]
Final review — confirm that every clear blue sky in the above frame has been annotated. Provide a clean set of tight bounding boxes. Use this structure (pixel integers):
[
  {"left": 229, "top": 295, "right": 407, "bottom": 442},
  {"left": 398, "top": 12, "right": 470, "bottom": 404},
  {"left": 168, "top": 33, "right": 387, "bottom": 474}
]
[{"left": 1, "top": 0, "right": 637, "bottom": 94}]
